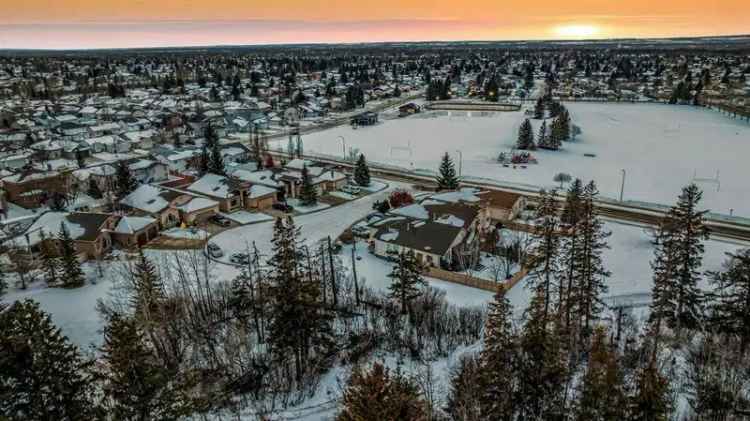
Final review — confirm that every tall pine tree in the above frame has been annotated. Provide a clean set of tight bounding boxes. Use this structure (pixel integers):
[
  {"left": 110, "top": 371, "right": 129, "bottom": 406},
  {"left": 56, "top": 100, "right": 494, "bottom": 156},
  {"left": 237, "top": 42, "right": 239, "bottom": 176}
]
[
  {"left": 517, "top": 118, "right": 535, "bottom": 150},
  {"left": 354, "top": 153, "right": 371, "bottom": 187},
  {"left": 436, "top": 152, "right": 459, "bottom": 191},
  {"left": 0, "top": 300, "right": 98, "bottom": 419},
  {"left": 299, "top": 165, "right": 319, "bottom": 206},
  {"left": 116, "top": 160, "right": 138, "bottom": 198},
  {"left": 479, "top": 288, "right": 518, "bottom": 420},
  {"left": 58, "top": 222, "right": 85, "bottom": 288},
  {"left": 388, "top": 250, "right": 426, "bottom": 314}
]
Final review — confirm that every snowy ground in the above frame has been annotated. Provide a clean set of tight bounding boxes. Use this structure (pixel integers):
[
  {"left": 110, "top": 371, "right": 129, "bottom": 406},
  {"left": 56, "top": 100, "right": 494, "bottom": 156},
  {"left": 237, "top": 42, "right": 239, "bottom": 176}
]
[
  {"left": 162, "top": 227, "right": 210, "bottom": 240},
  {"left": 287, "top": 198, "right": 332, "bottom": 214},
  {"left": 220, "top": 211, "right": 273, "bottom": 225},
  {"left": 286, "top": 103, "right": 750, "bottom": 217}
]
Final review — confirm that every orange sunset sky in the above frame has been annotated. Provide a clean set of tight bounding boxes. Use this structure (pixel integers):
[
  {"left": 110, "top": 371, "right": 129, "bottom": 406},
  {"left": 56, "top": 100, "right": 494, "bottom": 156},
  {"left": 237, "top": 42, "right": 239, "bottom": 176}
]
[{"left": 0, "top": 0, "right": 748, "bottom": 49}]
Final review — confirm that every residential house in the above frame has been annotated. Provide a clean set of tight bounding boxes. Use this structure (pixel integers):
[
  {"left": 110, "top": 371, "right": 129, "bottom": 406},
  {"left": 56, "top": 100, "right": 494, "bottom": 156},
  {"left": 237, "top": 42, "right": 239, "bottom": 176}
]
[
  {"left": 111, "top": 215, "right": 159, "bottom": 248},
  {"left": 22, "top": 211, "right": 117, "bottom": 260},
  {"left": 1, "top": 170, "right": 73, "bottom": 209}
]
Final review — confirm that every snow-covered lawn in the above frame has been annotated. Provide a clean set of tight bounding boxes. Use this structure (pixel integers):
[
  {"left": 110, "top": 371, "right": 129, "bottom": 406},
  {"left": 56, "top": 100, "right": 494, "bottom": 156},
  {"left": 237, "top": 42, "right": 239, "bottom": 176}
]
[
  {"left": 290, "top": 103, "right": 750, "bottom": 217},
  {"left": 341, "top": 242, "right": 494, "bottom": 307},
  {"left": 162, "top": 227, "right": 210, "bottom": 240},
  {"left": 328, "top": 191, "right": 356, "bottom": 201},
  {"left": 220, "top": 211, "right": 273, "bottom": 225},
  {"left": 287, "top": 198, "right": 332, "bottom": 214}
]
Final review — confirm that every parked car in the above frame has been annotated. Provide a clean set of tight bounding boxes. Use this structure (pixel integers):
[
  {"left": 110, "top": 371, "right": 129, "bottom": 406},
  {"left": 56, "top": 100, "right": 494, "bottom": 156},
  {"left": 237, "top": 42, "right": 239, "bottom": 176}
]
[
  {"left": 210, "top": 215, "right": 232, "bottom": 227},
  {"left": 365, "top": 212, "right": 384, "bottom": 223},
  {"left": 341, "top": 184, "right": 361, "bottom": 195},
  {"left": 207, "top": 243, "right": 223, "bottom": 258},
  {"left": 272, "top": 202, "right": 294, "bottom": 213},
  {"left": 351, "top": 223, "right": 371, "bottom": 238},
  {"left": 230, "top": 252, "right": 251, "bottom": 265}
]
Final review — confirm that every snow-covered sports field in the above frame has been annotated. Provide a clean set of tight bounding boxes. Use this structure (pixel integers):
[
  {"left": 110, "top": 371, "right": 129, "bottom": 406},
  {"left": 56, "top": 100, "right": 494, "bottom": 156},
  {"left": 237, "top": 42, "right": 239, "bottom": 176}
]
[{"left": 290, "top": 103, "right": 750, "bottom": 216}]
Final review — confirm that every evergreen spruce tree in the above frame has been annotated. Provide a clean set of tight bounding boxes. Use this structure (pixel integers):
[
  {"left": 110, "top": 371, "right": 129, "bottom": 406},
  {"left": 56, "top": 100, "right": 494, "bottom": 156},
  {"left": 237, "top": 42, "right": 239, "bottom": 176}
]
[
  {"left": 198, "top": 144, "right": 210, "bottom": 175},
  {"left": 572, "top": 181, "right": 611, "bottom": 339},
  {"left": 445, "top": 354, "right": 483, "bottom": 421},
  {"left": 58, "top": 222, "right": 85, "bottom": 288},
  {"left": 707, "top": 249, "right": 750, "bottom": 351},
  {"left": 98, "top": 314, "right": 193, "bottom": 419},
  {"left": 0, "top": 300, "right": 97, "bottom": 419},
  {"left": 515, "top": 288, "right": 568, "bottom": 420},
  {"left": 299, "top": 165, "right": 319, "bottom": 206},
  {"left": 436, "top": 152, "right": 459, "bottom": 191},
  {"left": 528, "top": 189, "right": 561, "bottom": 320},
  {"left": 534, "top": 97, "right": 545, "bottom": 119},
  {"left": 573, "top": 327, "right": 627, "bottom": 421},
  {"left": 628, "top": 362, "right": 673, "bottom": 421},
  {"left": 130, "top": 249, "right": 165, "bottom": 323},
  {"left": 536, "top": 120, "right": 550, "bottom": 149},
  {"left": 559, "top": 108, "right": 572, "bottom": 141},
  {"left": 208, "top": 142, "right": 226, "bottom": 175},
  {"left": 338, "top": 362, "right": 427, "bottom": 421},
  {"left": 548, "top": 117, "right": 564, "bottom": 150},
  {"left": 479, "top": 288, "right": 518, "bottom": 420},
  {"left": 38, "top": 230, "right": 59, "bottom": 286},
  {"left": 516, "top": 118, "right": 535, "bottom": 150},
  {"left": 561, "top": 178, "right": 584, "bottom": 226},
  {"left": 267, "top": 217, "right": 333, "bottom": 382},
  {"left": 649, "top": 184, "right": 708, "bottom": 335},
  {"left": 116, "top": 160, "right": 138, "bottom": 198},
  {"left": 354, "top": 153, "right": 371, "bottom": 187},
  {"left": 388, "top": 250, "right": 426, "bottom": 314}
]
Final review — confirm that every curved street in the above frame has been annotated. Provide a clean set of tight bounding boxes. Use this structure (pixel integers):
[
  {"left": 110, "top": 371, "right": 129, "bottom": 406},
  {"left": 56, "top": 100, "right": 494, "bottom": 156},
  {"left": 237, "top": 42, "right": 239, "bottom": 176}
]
[{"left": 208, "top": 179, "right": 409, "bottom": 264}]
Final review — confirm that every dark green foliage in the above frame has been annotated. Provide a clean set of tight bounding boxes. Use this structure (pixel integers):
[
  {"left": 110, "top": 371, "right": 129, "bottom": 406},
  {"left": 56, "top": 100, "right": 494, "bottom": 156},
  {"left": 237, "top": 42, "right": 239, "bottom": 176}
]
[
  {"left": 436, "top": 152, "right": 459, "bottom": 191},
  {"left": 98, "top": 313, "right": 195, "bottom": 419},
  {"left": 208, "top": 142, "right": 226, "bottom": 175},
  {"left": 573, "top": 327, "right": 627, "bottom": 421},
  {"left": 299, "top": 165, "right": 319, "bottom": 206},
  {"left": 387, "top": 250, "right": 426, "bottom": 314},
  {"left": 708, "top": 249, "right": 750, "bottom": 350},
  {"left": 0, "top": 300, "right": 97, "bottom": 419},
  {"left": 517, "top": 118, "right": 536, "bottom": 150},
  {"left": 267, "top": 217, "right": 333, "bottom": 382},
  {"left": 628, "top": 362, "right": 673, "bottom": 421},
  {"left": 354, "top": 153, "right": 371, "bottom": 187},
  {"left": 479, "top": 288, "right": 518, "bottom": 420},
  {"left": 38, "top": 230, "right": 59, "bottom": 286},
  {"left": 116, "top": 159, "right": 138, "bottom": 198},
  {"left": 58, "top": 222, "right": 85, "bottom": 288},
  {"left": 445, "top": 354, "right": 483, "bottom": 421},
  {"left": 649, "top": 184, "right": 708, "bottom": 334}
]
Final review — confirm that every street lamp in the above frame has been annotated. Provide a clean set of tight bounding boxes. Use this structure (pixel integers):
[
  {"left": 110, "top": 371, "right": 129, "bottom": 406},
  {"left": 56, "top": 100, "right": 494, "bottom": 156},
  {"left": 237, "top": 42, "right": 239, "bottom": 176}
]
[
  {"left": 619, "top": 169, "right": 626, "bottom": 202},
  {"left": 338, "top": 136, "right": 346, "bottom": 160},
  {"left": 455, "top": 149, "right": 463, "bottom": 177}
]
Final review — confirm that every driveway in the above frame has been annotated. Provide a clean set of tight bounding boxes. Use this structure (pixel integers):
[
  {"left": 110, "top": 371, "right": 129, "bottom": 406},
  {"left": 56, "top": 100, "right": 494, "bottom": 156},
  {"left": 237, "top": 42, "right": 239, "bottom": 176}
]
[{"left": 209, "top": 179, "right": 411, "bottom": 264}]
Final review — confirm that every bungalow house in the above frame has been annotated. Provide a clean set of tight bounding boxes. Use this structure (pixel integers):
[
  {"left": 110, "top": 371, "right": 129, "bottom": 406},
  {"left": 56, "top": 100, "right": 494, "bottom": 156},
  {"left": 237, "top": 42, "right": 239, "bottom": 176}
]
[
  {"left": 476, "top": 190, "right": 527, "bottom": 222},
  {"left": 127, "top": 159, "right": 169, "bottom": 184},
  {"left": 111, "top": 215, "right": 159, "bottom": 248},
  {"left": 281, "top": 159, "right": 347, "bottom": 197},
  {"left": 371, "top": 218, "right": 463, "bottom": 268},
  {"left": 30, "top": 140, "right": 63, "bottom": 161},
  {"left": 187, "top": 173, "right": 245, "bottom": 212},
  {"left": 21, "top": 211, "right": 117, "bottom": 260},
  {"left": 1, "top": 170, "right": 73, "bottom": 209},
  {"left": 120, "top": 184, "right": 221, "bottom": 229}
]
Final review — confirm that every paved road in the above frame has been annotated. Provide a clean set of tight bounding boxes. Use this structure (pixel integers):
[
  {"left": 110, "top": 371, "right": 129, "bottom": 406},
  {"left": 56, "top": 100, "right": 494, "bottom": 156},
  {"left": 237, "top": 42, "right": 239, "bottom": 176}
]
[{"left": 209, "top": 180, "right": 410, "bottom": 264}]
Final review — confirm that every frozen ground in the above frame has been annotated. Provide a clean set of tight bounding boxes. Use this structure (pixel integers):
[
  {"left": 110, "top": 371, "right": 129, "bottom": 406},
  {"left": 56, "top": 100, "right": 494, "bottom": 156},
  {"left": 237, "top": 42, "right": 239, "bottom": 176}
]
[
  {"left": 162, "top": 227, "right": 210, "bottom": 240},
  {"left": 220, "top": 211, "right": 273, "bottom": 225},
  {"left": 288, "top": 103, "right": 750, "bottom": 217}
]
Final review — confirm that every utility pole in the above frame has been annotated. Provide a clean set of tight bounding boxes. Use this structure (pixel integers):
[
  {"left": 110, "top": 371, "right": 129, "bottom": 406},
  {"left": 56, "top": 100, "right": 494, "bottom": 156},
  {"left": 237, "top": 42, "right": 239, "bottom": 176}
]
[
  {"left": 619, "top": 169, "right": 626, "bottom": 202},
  {"left": 351, "top": 240, "right": 360, "bottom": 306},
  {"left": 455, "top": 149, "right": 463, "bottom": 177}
]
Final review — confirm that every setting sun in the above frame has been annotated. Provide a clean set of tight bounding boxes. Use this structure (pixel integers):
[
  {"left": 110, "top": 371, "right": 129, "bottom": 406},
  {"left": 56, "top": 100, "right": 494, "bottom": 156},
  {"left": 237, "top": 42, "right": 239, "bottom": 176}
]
[{"left": 554, "top": 24, "right": 601, "bottom": 39}]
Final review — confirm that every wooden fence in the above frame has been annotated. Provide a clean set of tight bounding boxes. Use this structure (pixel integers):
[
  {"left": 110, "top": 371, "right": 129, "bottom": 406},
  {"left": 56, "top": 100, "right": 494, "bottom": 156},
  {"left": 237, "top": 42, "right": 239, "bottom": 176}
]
[{"left": 426, "top": 266, "right": 529, "bottom": 293}]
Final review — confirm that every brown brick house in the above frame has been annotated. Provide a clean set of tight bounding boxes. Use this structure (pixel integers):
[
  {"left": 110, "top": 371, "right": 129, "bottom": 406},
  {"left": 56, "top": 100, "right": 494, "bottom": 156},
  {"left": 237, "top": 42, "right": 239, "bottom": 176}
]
[
  {"left": 1, "top": 170, "right": 73, "bottom": 209},
  {"left": 22, "top": 211, "right": 117, "bottom": 260}
]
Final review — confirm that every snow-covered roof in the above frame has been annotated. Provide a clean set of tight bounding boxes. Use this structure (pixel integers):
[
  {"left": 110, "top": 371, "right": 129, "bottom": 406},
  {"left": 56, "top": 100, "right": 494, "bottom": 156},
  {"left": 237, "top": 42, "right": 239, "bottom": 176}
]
[
  {"left": 248, "top": 184, "right": 277, "bottom": 199},
  {"left": 114, "top": 216, "right": 156, "bottom": 234},
  {"left": 176, "top": 197, "right": 219, "bottom": 213},
  {"left": 187, "top": 173, "right": 233, "bottom": 199},
  {"left": 121, "top": 184, "right": 169, "bottom": 213}
]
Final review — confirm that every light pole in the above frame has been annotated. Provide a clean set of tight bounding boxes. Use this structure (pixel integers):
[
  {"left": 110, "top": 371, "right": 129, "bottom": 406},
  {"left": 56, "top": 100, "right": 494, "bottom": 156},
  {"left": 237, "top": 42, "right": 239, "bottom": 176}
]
[
  {"left": 619, "top": 169, "right": 626, "bottom": 202},
  {"left": 338, "top": 136, "right": 346, "bottom": 160},
  {"left": 455, "top": 149, "right": 463, "bottom": 177}
]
